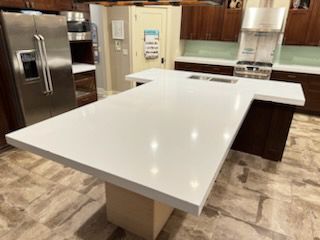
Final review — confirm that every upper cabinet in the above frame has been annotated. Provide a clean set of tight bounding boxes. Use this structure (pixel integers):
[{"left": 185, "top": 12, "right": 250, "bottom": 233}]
[
  {"left": 180, "top": 0, "right": 243, "bottom": 42},
  {"left": 0, "top": 0, "right": 90, "bottom": 12},
  {"left": 28, "top": 0, "right": 56, "bottom": 10},
  {"left": 0, "top": 0, "right": 27, "bottom": 8},
  {"left": 284, "top": 0, "right": 320, "bottom": 46}
]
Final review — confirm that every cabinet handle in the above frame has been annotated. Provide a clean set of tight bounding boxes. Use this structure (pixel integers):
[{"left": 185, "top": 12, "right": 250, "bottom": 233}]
[
  {"left": 29, "top": 0, "right": 34, "bottom": 8},
  {"left": 26, "top": 0, "right": 30, "bottom": 8},
  {"left": 287, "top": 74, "right": 297, "bottom": 79}
]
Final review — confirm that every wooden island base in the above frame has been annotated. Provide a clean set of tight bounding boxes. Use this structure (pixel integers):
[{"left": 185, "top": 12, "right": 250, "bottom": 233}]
[{"left": 105, "top": 183, "right": 174, "bottom": 240}]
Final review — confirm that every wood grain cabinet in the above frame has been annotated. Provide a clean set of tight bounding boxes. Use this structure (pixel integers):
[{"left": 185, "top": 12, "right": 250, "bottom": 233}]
[
  {"left": 0, "top": 93, "right": 10, "bottom": 151},
  {"left": 0, "top": 0, "right": 89, "bottom": 12},
  {"left": 271, "top": 71, "right": 320, "bottom": 114},
  {"left": 175, "top": 61, "right": 234, "bottom": 76},
  {"left": 74, "top": 71, "right": 97, "bottom": 107},
  {"left": 0, "top": 0, "right": 27, "bottom": 8},
  {"left": 180, "top": 2, "right": 242, "bottom": 42},
  {"left": 180, "top": 6, "right": 201, "bottom": 40},
  {"left": 284, "top": 0, "right": 320, "bottom": 46},
  {"left": 221, "top": 9, "right": 242, "bottom": 41}
]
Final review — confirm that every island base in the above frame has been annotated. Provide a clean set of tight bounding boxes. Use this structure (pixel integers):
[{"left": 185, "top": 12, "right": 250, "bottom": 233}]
[{"left": 105, "top": 182, "right": 174, "bottom": 240}]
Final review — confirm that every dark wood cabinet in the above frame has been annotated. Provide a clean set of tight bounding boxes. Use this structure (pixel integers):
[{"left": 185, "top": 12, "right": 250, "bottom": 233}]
[
  {"left": 0, "top": 91, "right": 10, "bottom": 150},
  {"left": 284, "top": 0, "right": 320, "bottom": 46},
  {"left": 56, "top": 0, "right": 73, "bottom": 11},
  {"left": 232, "top": 100, "right": 294, "bottom": 161},
  {"left": 180, "top": 3, "right": 242, "bottom": 42},
  {"left": 200, "top": 6, "right": 224, "bottom": 40},
  {"left": 175, "top": 61, "right": 234, "bottom": 76},
  {"left": 221, "top": 9, "right": 242, "bottom": 41},
  {"left": 74, "top": 71, "right": 97, "bottom": 107},
  {"left": 305, "top": 0, "right": 320, "bottom": 46},
  {"left": 284, "top": 9, "right": 311, "bottom": 45},
  {"left": 271, "top": 71, "right": 320, "bottom": 114},
  {"left": 29, "top": 0, "right": 56, "bottom": 10},
  {"left": 180, "top": 6, "right": 201, "bottom": 40},
  {"left": 0, "top": 0, "right": 27, "bottom": 8},
  {"left": 0, "top": 0, "right": 89, "bottom": 12}
]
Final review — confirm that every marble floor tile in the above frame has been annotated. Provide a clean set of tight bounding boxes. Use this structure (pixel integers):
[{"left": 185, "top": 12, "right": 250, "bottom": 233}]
[
  {"left": 255, "top": 198, "right": 309, "bottom": 239},
  {"left": 0, "top": 202, "right": 28, "bottom": 238},
  {"left": 244, "top": 168, "right": 292, "bottom": 202},
  {"left": 49, "top": 167, "right": 101, "bottom": 195},
  {"left": 206, "top": 183, "right": 260, "bottom": 223},
  {"left": 30, "top": 159, "right": 67, "bottom": 179},
  {"left": 0, "top": 149, "right": 44, "bottom": 170},
  {"left": 0, "top": 162, "right": 29, "bottom": 187},
  {"left": 291, "top": 181, "right": 320, "bottom": 207},
  {"left": 0, "top": 174, "right": 55, "bottom": 209},
  {"left": 1, "top": 218, "right": 53, "bottom": 240},
  {"left": 26, "top": 186, "right": 91, "bottom": 229},
  {"left": 215, "top": 161, "right": 248, "bottom": 187}
]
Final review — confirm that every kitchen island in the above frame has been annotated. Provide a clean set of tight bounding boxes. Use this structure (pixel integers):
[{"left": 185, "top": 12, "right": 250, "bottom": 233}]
[{"left": 6, "top": 69, "right": 304, "bottom": 240}]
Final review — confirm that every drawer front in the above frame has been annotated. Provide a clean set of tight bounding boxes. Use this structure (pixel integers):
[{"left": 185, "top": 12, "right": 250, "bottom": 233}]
[
  {"left": 271, "top": 71, "right": 305, "bottom": 83},
  {"left": 77, "top": 92, "right": 97, "bottom": 107},
  {"left": 74, "top": 71, "right": 95, "bottom": 82},
  {"left": 271, "top": 70, "right": 320, "bottom": 114},
  {"left": 175, "top": 62, "right": 234, "bottom": 76}
]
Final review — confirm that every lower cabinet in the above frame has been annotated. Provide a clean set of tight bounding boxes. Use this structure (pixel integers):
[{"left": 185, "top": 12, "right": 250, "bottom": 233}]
[
  {"left": 74, "top": 71, "right": 97, "bottom": 107},
  {"left": 232, "top": 100, "right": 294, "bottom": 161},
  {"left": 175, "top": 61, "right": 234, "bottom": 76},
  {"left": 0, "top": 96, "right": 10, "bottom": 151},
  {"left": 271, "top": 71, "right": 320, "bottom": 114}
]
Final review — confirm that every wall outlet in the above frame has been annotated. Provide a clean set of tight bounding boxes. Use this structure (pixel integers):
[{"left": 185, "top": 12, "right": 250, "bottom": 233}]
[
  {"left": 122, "top": 49, "right": 128, "bottom": 55},
  {"left": 115, "top": 40, "right": 121, "bottom": 51}
]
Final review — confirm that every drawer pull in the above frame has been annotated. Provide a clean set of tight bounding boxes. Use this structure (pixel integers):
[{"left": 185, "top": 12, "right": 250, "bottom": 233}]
[{"left": 287, "top": 74, "right": 297, "bottom": 79}]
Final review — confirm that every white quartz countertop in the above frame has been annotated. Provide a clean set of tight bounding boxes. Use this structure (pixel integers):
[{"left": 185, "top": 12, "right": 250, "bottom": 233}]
[
  {"left": 176, "top": 56, "right": 320, "bottom": 75},
  {"left": 6, "top": 69, "right": 305, "bottom": 216},
  {"left": 72, "top": 63, "right": 96, "bottom": 74}
]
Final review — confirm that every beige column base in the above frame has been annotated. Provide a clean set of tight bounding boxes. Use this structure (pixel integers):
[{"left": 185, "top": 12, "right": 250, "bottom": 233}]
[{"left": 105, "top": 183, "right": 174, "bottom": 240}]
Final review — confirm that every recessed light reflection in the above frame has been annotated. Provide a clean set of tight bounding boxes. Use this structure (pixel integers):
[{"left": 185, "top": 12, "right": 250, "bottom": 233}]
[
  {"left": 150, "top": 140, "right": 158, "bottom": 151},
  {"left": 191, "top": 129, "right": 198, "bottom": 141},
  {"left": 234, "top": 95, "right": 240, "bottom": 111},
  {"left": 223, "top": 133, "right": 230, "bottom": 140},
  {"left": 190, "top": 180, "right": 199, "bottom": 189},
  {"left": 150, "top": 167, "right": 159, "bottom": 175}
]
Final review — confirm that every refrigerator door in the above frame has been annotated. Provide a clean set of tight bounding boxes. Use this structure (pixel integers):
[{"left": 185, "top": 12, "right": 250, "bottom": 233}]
[
  {"left": 34, "top": 14, "right": 76, "bottom": 117},
  {"left": 0, "top": 12, "right": 52, "bottom": 126}
]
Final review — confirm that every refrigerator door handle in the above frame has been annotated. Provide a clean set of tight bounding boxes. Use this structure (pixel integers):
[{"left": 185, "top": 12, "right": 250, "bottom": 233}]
[
  {"left": 39, "top": 34, "right": 54, "bottom": 95},
  {"left": 34, "top": 34, "right": 50, "bottom": 95}
]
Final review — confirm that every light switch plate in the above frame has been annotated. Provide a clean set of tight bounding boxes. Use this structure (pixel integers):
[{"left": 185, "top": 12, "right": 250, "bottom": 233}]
[{"left": 115, "top": 40, "right": 121, "bottom": 51}]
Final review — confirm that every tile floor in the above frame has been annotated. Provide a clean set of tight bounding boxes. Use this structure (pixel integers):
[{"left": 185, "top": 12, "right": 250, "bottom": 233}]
[{"left": 0, "top": 113, "right": 319, "bottom": 240}]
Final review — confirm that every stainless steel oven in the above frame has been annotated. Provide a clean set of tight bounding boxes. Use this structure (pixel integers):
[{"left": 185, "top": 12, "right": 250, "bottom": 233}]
[{"left": 60, "top": 11, "right": 92, "bottom": 41}]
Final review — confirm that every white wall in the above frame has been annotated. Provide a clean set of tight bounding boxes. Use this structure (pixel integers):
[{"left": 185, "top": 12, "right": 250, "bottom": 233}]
[
  {"left": 107, "top": 6, "right": 132, "bottom": 92},
  {"left": 89, "top": 4, "right": 111, "bottom": 96}
]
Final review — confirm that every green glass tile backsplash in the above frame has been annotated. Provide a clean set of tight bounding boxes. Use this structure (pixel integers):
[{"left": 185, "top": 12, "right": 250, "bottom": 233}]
[{"left": 183, "top": 40, "right": 320, "bottom": 67}]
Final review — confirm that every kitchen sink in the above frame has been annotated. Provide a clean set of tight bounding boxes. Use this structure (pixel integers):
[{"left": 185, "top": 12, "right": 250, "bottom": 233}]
[
  {"left": 188, "top": 75, "right": 212, "bottom": 81},
  {"left": 209, "top": 78, "right": 238, "bottom": 84},
  {"left": 188, "top": 75, "right": 238, "bottom": 84}
]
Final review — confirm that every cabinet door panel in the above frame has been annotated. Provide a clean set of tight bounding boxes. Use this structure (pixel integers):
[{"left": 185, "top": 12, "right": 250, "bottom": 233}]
[
  {"left": 200, "top": 6, "right": 224, "bottom": 40},
  {"left": 221, "top": 9, "right": 242, "bottom": 42},
  {"left": 284, "top": 10, "right": 311, "bottom": 45},
  {"left": 29, "top": 0, "right": 55, "bottom": 10},
  {"left": 73, "top": 3, "right": 90, "bottom": 12},
  {"left": 306, "top": 0, "right": 320, "bottom": 46},
  {"left": 180, "top": 6, "right": 201, "bottom": 40},
  {"left": 56, "top": 0, "right": 73, "bottom": 11},
  {"left": 0, "top": 0, "right": 26, "bottom": 8}
]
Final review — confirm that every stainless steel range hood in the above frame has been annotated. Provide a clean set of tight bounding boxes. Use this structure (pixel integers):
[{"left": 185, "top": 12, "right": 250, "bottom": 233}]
[{"left": 241, "top": 7, "right": 286, "bottom": 32}]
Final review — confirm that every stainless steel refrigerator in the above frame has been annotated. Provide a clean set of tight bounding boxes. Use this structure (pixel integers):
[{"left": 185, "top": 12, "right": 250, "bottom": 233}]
[{"left": 0, "top": 12, "right": 76, "bottom": 126}]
